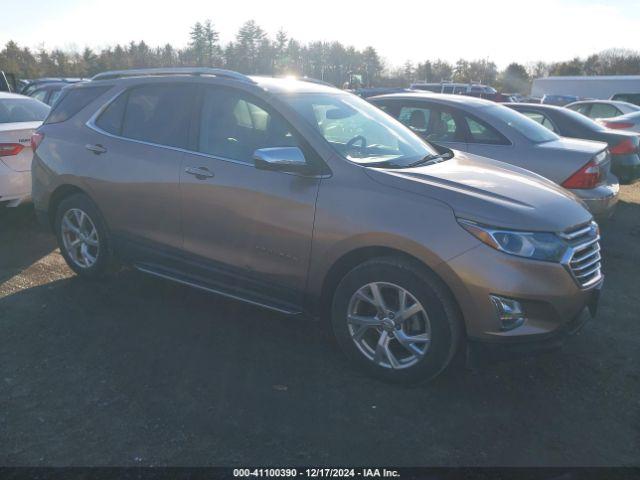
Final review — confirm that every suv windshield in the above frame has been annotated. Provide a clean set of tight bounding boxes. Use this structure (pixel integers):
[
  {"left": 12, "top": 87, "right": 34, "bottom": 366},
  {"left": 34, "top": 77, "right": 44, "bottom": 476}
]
[
  {"left": 282, "top": 93, "right": 439, "bottom": 167},
  {"left": 488, "top": 104, "right": 559, "bottom": 143},
  {"left": 0, "top": 98, "right": 50, "bottom": 123}
]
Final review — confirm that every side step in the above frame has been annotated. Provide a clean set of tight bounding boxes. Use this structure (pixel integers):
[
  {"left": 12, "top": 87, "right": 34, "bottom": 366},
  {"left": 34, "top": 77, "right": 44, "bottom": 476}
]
[{"left": 133, "top": 263, "right": 304, "bottom": 316}]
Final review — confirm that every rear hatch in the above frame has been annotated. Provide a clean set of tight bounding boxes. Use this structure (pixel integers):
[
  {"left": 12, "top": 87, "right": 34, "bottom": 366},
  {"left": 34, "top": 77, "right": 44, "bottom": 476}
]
[{"left": 0, "top": 121, "right": 41, "bottom": 171}]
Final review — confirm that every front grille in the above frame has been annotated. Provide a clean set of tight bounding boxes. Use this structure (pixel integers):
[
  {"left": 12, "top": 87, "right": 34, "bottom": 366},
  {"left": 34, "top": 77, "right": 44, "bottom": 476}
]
[{"left": 560, "top": 222, "right": 602, "bottom": 288}]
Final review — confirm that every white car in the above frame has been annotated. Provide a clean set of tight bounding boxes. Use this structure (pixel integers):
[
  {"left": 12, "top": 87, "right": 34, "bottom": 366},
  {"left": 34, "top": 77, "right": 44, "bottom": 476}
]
[{"left": 0, "top": 92, "right": 49, "bottom": 206}]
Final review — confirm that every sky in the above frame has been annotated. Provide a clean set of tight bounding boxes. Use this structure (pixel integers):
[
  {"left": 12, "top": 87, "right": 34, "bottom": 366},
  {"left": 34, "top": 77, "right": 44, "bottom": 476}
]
[{"left": 2, "top": 0, "right": 640, "bottom": 68}]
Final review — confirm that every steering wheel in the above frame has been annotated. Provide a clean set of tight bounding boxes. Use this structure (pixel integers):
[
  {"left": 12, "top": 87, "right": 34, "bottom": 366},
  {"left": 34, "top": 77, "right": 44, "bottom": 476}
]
[{"left": 345, "top": 135, "right": 367, "bottom": 156}]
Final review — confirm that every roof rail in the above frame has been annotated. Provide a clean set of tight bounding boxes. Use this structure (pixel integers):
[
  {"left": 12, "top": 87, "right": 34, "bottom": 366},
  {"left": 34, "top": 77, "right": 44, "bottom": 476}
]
[{"left": 91, "top": 67, "right": 255, "bottom": 83}]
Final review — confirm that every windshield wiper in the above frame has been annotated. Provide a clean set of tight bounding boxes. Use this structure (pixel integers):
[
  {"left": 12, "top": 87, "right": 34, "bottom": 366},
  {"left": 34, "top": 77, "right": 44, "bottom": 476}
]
[{"left": 404, "top": 153, "right": 451, "bottom": 168}]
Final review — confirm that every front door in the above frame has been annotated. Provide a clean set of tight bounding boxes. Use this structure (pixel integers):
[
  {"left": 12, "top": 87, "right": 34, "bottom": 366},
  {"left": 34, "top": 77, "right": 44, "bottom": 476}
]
[{"left": 179, "top": 85, "right": 321, "bottom": 309}]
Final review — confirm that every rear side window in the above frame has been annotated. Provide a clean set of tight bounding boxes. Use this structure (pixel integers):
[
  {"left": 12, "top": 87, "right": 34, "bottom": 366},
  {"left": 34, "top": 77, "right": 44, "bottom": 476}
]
[
  {"left": 95, "top": 92, "right": 128, "bottom": 135},
  {"left": 0, "top": 98, "right": 50, "bottom": 123},
  {"left": 588, "top": 103, "right": 620, "bottom": 119},
  {"left": 119, "top": 84, "right": 193, "bottom": 148},
  {"left": 464, "top": 116, "right": 510, "bottom": 145},
  {"left": 44, "top": 86, "right": 110, "bottom": 124}
]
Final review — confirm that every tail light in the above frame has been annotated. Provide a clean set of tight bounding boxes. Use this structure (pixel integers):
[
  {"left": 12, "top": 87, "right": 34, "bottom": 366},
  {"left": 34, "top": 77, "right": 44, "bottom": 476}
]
[
  {"left": 31, "top": 132, "right": 44, "bottom": 151},
  {"left": 0, "top": 143, "right": 24, "bottom": 156},
  {"left": 562, "top": 160, "right": 603, "bottom": 189},
  {"left": 601, "top": 120, "right": 635, "bottom": 130},
  {"left": 609, "top": 138, "right": 637, "bottom": 155}
]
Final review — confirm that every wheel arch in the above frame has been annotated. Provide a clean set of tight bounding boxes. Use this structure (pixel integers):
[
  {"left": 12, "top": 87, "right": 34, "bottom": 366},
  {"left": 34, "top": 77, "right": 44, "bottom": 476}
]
[
  {"left": 317, "top": 245, "right": 465, "bottom": 333},
  {"left": 47, "top": 184, "right": 102, "bottom": 231}
]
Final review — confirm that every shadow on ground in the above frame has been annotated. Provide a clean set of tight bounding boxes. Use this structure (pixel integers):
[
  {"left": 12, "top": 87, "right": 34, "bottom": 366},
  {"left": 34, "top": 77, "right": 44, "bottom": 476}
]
[{"left": 0, "top": 199, "right": 639, "bottom": 466}]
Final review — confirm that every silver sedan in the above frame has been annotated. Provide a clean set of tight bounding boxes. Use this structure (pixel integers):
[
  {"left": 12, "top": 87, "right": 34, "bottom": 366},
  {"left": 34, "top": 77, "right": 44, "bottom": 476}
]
[{"left": 370, "top": 93, "right": 619, "bottom": 220}]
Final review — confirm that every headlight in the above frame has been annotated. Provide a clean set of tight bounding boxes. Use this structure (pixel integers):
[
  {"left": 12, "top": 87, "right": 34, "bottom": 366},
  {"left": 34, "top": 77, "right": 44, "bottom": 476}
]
[{"left": 458, "top": 219, "right": 569, "bottom": 262}]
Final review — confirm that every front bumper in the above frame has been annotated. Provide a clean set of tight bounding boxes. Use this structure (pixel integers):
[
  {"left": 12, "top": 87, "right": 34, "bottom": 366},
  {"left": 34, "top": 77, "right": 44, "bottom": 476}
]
[
  {"left": 0, "top": 163, "right": 31, "bottom": 207},
  {"left": 434, "top": 242, "right": 603, "bottom": 344},
  {"left": 571, "top": 174, "right": 619, "bottom": 221}
]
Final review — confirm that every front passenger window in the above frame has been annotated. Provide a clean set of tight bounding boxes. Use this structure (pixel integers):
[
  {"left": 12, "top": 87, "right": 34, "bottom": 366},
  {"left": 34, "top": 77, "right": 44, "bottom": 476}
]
[{"left": 198, "top": 88, "right": 299, "bottom": 163}]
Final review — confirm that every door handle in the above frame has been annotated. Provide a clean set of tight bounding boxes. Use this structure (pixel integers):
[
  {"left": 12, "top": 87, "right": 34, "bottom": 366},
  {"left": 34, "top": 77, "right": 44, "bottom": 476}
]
[
  {"left": 185, "top": 166, "right": 215, "bottom": 180},
  {"left": 85, "top": 144, "right": 107, "bottom": 155}
]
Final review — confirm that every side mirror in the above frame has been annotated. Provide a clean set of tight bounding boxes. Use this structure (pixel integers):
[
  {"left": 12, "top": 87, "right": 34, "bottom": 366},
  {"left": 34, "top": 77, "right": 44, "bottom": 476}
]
[{"left": 253, "top": 147, "right": 309, "bottom": 173}]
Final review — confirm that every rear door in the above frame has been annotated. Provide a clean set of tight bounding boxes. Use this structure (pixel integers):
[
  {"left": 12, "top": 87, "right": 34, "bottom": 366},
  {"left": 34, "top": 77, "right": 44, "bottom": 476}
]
[
  {"left": 85, "top": 82, "right": 194, "bottom": 251},
  {"left": 179, "top": 84, "right": 321, "bottom": 309}
]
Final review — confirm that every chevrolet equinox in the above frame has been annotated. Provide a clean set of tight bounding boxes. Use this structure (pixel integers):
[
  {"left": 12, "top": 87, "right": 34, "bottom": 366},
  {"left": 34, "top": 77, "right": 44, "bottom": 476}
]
[{"left": 31, "top": 68, "right": 603, "bottom": 383}]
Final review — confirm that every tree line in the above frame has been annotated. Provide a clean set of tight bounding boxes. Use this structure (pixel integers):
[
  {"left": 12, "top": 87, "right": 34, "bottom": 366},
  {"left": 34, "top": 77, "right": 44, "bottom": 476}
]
[{"left": 1, "top": 19, "right": 640, "bottom": 93}]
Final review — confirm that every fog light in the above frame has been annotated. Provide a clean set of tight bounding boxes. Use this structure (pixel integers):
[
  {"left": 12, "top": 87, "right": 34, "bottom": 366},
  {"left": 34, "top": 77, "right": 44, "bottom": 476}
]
[{"left": 490, "top": 295, "right": 527, "bottom": 331}]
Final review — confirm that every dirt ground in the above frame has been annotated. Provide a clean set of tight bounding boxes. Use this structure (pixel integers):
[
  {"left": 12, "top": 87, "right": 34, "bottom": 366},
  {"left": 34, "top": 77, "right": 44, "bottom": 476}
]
[{"left": 0, "top": 184, "right": 639, "bottom": 467}]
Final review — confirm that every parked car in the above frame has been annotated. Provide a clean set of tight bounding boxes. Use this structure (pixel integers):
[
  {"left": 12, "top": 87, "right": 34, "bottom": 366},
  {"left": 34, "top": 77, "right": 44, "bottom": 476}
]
[
  {"left": 28, "top": 81, "right": 83, "bottom": 106},
  {"left": 565, "top": 100, "right": 640, "bottom": 120},
  {"left": 507, "top": 103, "right": 640, "bottom": 184},
  {"left": 411, "top": 82, "right": 497, "bottom": 95},
  {"left": 32, "top": 68, "right": 602, "bottom": 383},
  {"left": 352, "top": 87, "right": 410, "bottom": 99},
  {"left": 594, "top": 111, "right": 640, "bottom": 134},
  {"left": 20, "top": 77, "right": 83, "bottom": 96},
  {"left": 370, "top": 92, "right": 618, "bottom": 220},
  {"left": 610, "top": 93, "right": 640, "bottom": 106},
  {"left": 541, "top": 94, "right": 580, "bottom": 106},
  {"left": 0, "top": 92, "right": 50, "bottom": 207}
]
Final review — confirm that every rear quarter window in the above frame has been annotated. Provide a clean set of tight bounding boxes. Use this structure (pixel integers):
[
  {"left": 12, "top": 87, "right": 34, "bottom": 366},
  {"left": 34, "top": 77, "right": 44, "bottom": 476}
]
[{"left": 44, "top": 86, "right": 111, "bottom": 124}]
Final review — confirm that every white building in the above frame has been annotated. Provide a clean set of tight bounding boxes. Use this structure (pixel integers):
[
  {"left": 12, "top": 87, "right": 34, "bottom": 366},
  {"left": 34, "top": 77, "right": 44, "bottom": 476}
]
[{"left": 531, "top": 75, "right": 640, "bottom": 99}]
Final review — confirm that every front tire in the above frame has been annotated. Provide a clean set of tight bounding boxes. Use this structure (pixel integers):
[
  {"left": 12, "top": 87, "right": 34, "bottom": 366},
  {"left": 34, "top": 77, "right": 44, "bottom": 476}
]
[
  {"left": 55, "top": 193, "right": 114, "bottom": 278},
  {"left": 331, "top": 257, "right": 463, "bottom": 384}
]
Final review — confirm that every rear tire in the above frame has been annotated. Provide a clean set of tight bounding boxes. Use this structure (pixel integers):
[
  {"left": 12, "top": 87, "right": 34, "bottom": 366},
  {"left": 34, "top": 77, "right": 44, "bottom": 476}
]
[
  {"left": 55, "top": 193, "right": 115, "bottom": 278},
  {"left": 331, "top": 257, "right": 463, "bottom": 384}
]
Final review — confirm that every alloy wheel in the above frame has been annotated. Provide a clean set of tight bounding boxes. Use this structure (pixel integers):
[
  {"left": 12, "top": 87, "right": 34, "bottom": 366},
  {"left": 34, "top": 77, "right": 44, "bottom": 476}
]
[
  {"left": 347, "top": 282, "right": 431, "bottom": 369},
  {"left": 60, "top": 208, "right": 100, "bottom": 268}
]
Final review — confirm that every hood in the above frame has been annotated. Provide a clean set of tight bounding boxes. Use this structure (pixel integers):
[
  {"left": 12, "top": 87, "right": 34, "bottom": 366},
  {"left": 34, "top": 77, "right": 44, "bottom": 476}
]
[{"left": 364, "top": 151, "right": 592, "bottom": 232}]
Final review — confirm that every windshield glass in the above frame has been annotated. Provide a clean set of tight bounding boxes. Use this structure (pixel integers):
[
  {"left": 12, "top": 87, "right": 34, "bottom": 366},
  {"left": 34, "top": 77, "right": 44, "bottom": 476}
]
[
  {"left": 282, "top": 93, "right": 439, "bottom": 167},
  {"left": 488, "top": 104, "right": 559, "bottom": 143},
  {"left": 0, "top": 98, "right": 50, "bottom": 123}
]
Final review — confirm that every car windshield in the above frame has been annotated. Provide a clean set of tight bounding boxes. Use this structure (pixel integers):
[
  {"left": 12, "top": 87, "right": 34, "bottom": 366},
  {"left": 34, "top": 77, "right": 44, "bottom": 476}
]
[
  {"left": 487, "top": 104, "right": 559, "bottom": 143},
  {"left": 0, "top": 98, "right": 50, "bottom": 123},
  {"left": 282, "top": 93, "right": 439, "bottom": 167}
]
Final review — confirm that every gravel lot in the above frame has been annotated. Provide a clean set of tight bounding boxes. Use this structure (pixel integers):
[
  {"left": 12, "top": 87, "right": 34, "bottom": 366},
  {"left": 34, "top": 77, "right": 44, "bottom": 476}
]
[{"left": 1, "top": 185, "right": 639, "bottom": 467}]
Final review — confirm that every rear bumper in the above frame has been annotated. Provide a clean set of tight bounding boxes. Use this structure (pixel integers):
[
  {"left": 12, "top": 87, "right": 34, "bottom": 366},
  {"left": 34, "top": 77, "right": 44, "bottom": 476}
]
[
  {"left": 572, "top": 175, "right": 619, "bottom": 221},
  {"left": 0, "top": 163, "right": 31, "bottom": 207}
]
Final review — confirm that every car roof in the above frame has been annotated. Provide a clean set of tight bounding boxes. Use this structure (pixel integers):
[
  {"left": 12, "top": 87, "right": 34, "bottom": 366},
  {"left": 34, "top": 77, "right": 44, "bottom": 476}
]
[
  {"left": 566, "top": 99, "right": 636, "bottom": 107},
  {"left": 509, "top": 102, "right": 566, "bottom": 112},
  {"left": 369, "top": 91, "right": 496, "bottom": 108},
  {"left": 32, "top": 82, "right": 73, "bottom": 90},
  {"left": 250, "top": 76, "right": 342, "bottom": 94},
  {"left": 88, "top": 71, "right": 342, "bottom": 95}
]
